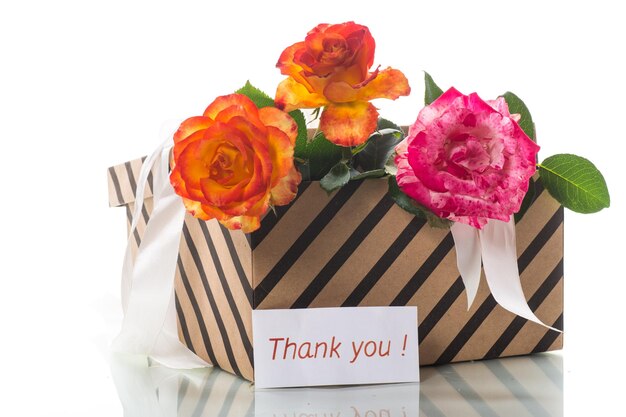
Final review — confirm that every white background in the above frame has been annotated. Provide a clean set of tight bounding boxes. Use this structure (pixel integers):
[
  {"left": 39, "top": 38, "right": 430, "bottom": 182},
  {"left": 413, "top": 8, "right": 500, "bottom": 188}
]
[{"left": 1, "top": 0, "right": 623, "bottom": 415}]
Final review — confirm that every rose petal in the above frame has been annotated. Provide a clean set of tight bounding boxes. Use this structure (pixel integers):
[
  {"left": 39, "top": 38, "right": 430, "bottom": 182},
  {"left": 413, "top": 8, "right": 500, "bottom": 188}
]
[
  {"left": 181, "top": 199, "right": 212, "bottom": 221},
  {"left": 176, "top": 134, "right": 223, "bottom": 192},
  {"left": 275, "top": 77, "right": 328, "bottom": 112},
  {"left": 320, "top": 101, "right": 378, "bottom": 146},
  {"left": 220, "top": 214, "right": 262, "bottom": 233},
  {"left": 324, "top": 68, "right": 410, "bottom": 103},
  {"left": 170, "top": 165, "right": 206, "bottom": 204},
  {"left": 258, "top": 107, "right": 298, "bottom": 145},
  {"left": 277, "top": 41, "right": 307, "bottom": 77},
  {"left": 204, "top": 94, "right": 259, "bottom": 120},
  {"left": 224, "top": 116, "right": 273, "bottom": 190},
  {"left": 219, "top": 192, "right": 270, "bottom": 232},
  {"left": 266, "top": 126, "right": 295, "bottom": 188},
  {"left": 214, "top": 103, "right": 265, "bottom": 130},
  {"left": 173, "top": 124, "right": 211, "bottom": 161},
  {"left": 270, "top": 165, "right": 301, "bottom": 207},
  {"left": 173, "top": 116, "right": 213, "bottom": 145}
]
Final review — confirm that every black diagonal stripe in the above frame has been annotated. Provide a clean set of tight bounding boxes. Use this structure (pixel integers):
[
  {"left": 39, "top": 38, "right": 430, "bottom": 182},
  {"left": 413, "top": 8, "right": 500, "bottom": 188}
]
[
  {"left": 140, "top": 156, "right": 154, "bottom": 195},
  {"left": 418, "top": 186, "right": 551, "bottom": 344},
  {"left": 291, "top": 195, "right": 395, "bottom": 309},
  {"left": 219, "top": 224, "right": 253, "bottom": 307},
  {"left": 147, "top": 170, "right": 154, "bottom": 195},
  {"left": 177, "top": 256, "right": 218, "bottom": 367},
  {"left": 250, "top": 181, "right": 312, "bottom": 250},
  {"left": 342, "top": 216, "right": 426, "bottom": 307},
  {"left": 518, "top": 207, "right": 564, "bottom": 271},
  {"left": 435, "top": 207, "right": 564, "bottom": 364},
  {"left": 535, "top": 176, "right": 545, "bottom": 195},
  {"left": 182, "top": 224, "right": 241, "bottom": 376},
  {"left": 108, "top": 166, "right": 124, "bottom": 206},
  {"left": 532, "top": 314, "right": 564, "bottom": 353},
  {"left": 125, "top": 206, "right": 141, "bottom": 247},
  {"left": 391, "top": 233, "right": 455, "bottom": 306},
  {"left": 176, "top": 294, "right": 196, "bottom": 354},
  {"left": 140, "top": 204, "right": 150, "bottom": 224},
  {"left": 198, "top": 221, "right": 254, "bottom": 367},
  {"left": 124, "top": 161, "right": 150, "bottom": 223},
  {"left": 420, "top": 279, "right": 465, "bottom": 343},
  {"left": 254, "top": 180, "right": 363, "bottom": 307},
  {"left": 483, "top": 259, "right": 563, "bottom": 359},
  {"left": 124, "top": 161, "right": 138, "bottom": 194}
]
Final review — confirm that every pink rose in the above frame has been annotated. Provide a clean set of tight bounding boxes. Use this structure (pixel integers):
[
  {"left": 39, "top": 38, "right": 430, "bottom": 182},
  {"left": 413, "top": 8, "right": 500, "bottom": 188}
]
[{"left": 395, "top": 87, "right": 540, "bottom": 228}]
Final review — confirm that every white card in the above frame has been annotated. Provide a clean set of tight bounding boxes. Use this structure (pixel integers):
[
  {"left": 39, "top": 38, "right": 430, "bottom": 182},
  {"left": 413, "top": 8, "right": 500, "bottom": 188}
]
[{"left": 252, "top": 306, "right": 419, "bottom": 388}]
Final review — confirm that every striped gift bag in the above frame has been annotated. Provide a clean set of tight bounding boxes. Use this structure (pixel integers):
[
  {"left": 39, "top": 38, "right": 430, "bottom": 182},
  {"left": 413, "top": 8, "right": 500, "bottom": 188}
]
[{"left": 108, "top": 155, "right": 563, "bottom": 382}]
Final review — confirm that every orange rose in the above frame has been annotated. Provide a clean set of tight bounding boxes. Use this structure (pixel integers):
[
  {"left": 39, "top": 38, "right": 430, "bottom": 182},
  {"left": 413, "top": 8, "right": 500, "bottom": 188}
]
[
  {"left": 275, "top": 22, "right": 410, "bottom": 147},
  {"left": 169, "top": 94, "right": 301, "bottom": 232}
]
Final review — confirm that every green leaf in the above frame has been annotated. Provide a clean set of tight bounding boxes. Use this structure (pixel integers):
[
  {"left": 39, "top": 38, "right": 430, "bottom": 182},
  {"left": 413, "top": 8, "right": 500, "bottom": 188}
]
[
  {"left": 424, "top": 72, "right": 444, "bottom": 105},
  {"left": 388, "top": 176, "right": 427, "bottom": 218},
  {"left": 377, "top": 117, "right": 404, "bottom": 132},
  {"left": 350, "top": 141, "right": 369, "bottom": 156},
  {"left": 387, "top": 176, "right": 452, "bottom": 228},
  {"left": 298, "top": 131, "right": 344, "bottom": 181},
  {"left": 357, "top": 118, "right": 405, "bottom": 171},
  {"left": 514, "top": 177, "right": 536, "bottom": 223},
  {"left": 235, "top": 81, "right": 274, "bottom": 108},
  {"left": 384, "top": 152, "right": 398, "bottom": 176},
  {"left": 425, "top": 213, "right": 454, "bottom": 229},
  {"left": 350, "top": 169, "right": 386, "bottom": 180},
  {"left": 538, "top": 154, "right": 610, "bottom": 213},
  {"left": 501, "top": 92, "right": 536, "bottom": 141},
  {"left": 320, "top": 161, "right": 351, "bottom": 193}
]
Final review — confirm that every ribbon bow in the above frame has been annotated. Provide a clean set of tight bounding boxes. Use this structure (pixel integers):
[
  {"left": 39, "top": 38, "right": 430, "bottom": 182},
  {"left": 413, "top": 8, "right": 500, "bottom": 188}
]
[{"left": 451, "top": 219, "right": 559, "bottom": 331}]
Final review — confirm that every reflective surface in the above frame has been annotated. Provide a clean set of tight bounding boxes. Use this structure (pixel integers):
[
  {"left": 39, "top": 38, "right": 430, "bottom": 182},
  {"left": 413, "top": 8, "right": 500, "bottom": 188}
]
[{"left": 111, "top": 353, "right": 562, "bottom": 416}]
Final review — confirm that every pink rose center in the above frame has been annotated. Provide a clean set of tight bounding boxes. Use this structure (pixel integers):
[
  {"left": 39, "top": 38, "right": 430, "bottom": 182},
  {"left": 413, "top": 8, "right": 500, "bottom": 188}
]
[{"left": 446, "top": 133, "right": 505, "bottom": 175}]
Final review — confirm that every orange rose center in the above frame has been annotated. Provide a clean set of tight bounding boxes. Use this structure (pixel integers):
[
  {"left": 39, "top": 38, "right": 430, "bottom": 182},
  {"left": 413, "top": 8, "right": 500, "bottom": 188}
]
[
  {"left": 319, "top": 35, "right": 348, "bottom": 65},
  {"left": 208, "top": 143, "right": 248, "bottom": 187}
]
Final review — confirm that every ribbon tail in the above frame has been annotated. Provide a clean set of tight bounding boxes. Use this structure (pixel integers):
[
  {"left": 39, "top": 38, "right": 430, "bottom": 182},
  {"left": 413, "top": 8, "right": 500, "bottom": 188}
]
[
  {"left": 120, "top": 140, "right": 169, "bottom": 313},
  {"left": 113, "top": 139, "right": 211, "bottom": 367},
  {"left": 112, "top": 176, "right": 188, "bottom": 354},
  {"left": 451, "top": 222, "right": 482, "bottom": 309},
  {"left": 151, "top": 275, "right": 210, "bottom": 368},
  {"left": 479, "top": 216, "right": 561, "bottom": 332}
]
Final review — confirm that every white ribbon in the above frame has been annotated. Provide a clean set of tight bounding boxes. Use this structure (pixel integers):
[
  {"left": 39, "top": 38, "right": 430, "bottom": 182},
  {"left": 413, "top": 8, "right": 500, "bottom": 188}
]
[
  {"left": 111, "top": 131, "right": 209, "bottom": 369},
  {"left": 450, "top": 216, "right": 560, "bottom": 331}
]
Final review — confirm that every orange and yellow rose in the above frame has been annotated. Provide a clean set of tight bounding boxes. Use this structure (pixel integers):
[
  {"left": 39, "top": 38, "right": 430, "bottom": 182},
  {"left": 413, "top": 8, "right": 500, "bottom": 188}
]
[
  {"left": 275, "top": 22, "right": 410, "bottom": 147},
  {"left": 169, "top": 94, "right": 301, "bottom": 232}
]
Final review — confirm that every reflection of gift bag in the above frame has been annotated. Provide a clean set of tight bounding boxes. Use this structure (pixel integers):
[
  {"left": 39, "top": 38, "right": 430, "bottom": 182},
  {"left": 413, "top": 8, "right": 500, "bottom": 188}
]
[
  {"left": 108, "top": 155, "right": 563, "bottom": 382},
  {"left": 110, "top": 353, "right": 561, "bottom": 417}
]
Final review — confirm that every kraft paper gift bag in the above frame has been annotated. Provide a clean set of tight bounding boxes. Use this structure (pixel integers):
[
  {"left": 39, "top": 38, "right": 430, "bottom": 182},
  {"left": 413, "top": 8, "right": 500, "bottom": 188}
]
[{"left": 108, "top": 157, "right": 563, "bottom": 382}]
